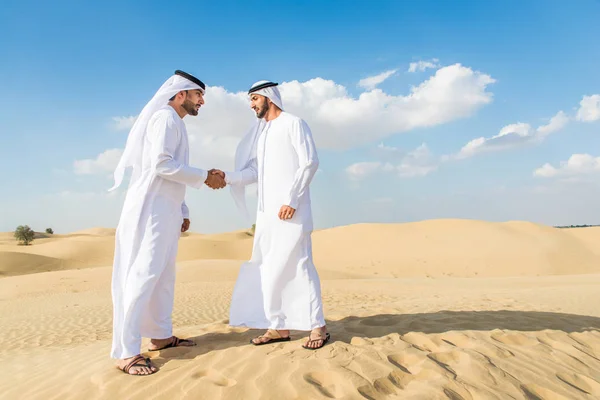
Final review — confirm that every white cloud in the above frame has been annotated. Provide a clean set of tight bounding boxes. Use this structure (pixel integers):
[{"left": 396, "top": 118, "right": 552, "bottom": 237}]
[
  {"left": 273, "top": 63, "right": 495, "bottom": 150},
  {"left": 112, "top": 116, "right": 137, "bottom": 131},
  {"left": 408, "top": 59, "right": 439, "bottom": 73},
  {"left": 44, "top": 190, "right": 121, "bottom": 200},
  {"left": 449, "top": 111, "right": 569, "bottom": 160},
  {"left": 532, "top": 163, "right": 556, "bottom": 178},
  {"left": 576, "top": 94, "right": 600, "bottom": 122},
  {"left": 397, "top": 144, "right": 438, "bottom": 177},
  {"left": 537, "top": 111, "right": 570, "bottom": 136},
  {"left": 345, "top": 161, "right": 388, "bottom": 180},
  {"left": 77, "top": 87, "right": 254, "bottom": 177},
  {"left": 183, "top": 86, "right": 257, "bottom": 169},
  {"left": 534, "top": 153, "right": 600, "bottom": 178},
  {"left": 372, "top": 142, "right": 402, "bottom": 157},
  {"left": 376, "top": 142, "right": 400, "bottom": 153},
  {"left": 73, "top": 148, "right": 123, "bottom": 175},
  {"left": 358, "top": 69, "right": 397, "bottom": 90},
  {"left": 346, "top": 143, "right": 437, "bottom": 180},
  {"left": 82, "top": 63, "right": 494, "bottom": 179}
]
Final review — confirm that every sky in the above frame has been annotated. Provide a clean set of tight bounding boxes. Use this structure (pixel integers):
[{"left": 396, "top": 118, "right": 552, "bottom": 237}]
[{"left": 1, "top": 0, "right": 600, "bottom": 234}]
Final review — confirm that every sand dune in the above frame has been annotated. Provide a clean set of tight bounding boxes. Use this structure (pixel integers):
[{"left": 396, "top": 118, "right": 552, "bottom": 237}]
[
  {"left": 3, "top": 219, "right": 600, "bottom": 278},
  {"left": 312, "top": 220, "right": 600, "bottom": 278},
  {"left": 70, "top": 227, "right": 117, "bottom": 236},
  {"left": 0, "top": 235, "right": 117, "bottom": 276},
  {"left": 0, "top": 252, "right": 64, "bottom": 276},
  {"left": 0, "top": 228, "right": 255, "bottom": 277},
  {"left": 563, "top": 226, "right": 600, "bottom": 256},
  {"left": 1, "top": 219, "right": 600, "bottom": 399}
]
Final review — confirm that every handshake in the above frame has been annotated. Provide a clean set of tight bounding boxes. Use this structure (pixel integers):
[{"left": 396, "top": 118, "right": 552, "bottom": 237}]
[{"left": 205, "top": 169, "right": 226, "bottom": 189}]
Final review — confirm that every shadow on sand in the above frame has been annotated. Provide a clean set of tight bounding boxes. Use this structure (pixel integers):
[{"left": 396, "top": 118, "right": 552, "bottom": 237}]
[
  {"left": 328, "top": 310, "right": 600, "bottom": 342},
  {"left": 151, "top": 310, "right": 600, "bottom": 366}
]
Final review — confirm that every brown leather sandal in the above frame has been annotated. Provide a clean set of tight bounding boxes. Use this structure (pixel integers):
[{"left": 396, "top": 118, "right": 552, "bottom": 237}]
[
  {"left": 148, "top": 336, "right": 195, "bottom": 351},
  {"left": 250, "top": 329, "right": 291, "bottom": 346},
  {"left": 117, "top": 355, "right": 156, "bottom": 375},
  {"left": 302, "top": 332, "right": 331, "bottom": 350}
]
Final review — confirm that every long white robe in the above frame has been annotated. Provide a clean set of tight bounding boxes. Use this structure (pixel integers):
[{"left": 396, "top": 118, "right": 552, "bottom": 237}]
[
  {"left": 111, "top": 105, "right": 208, "bottom": 359},
  {"left": 227, "top": 112, "right": 325, "bottom": 331}
]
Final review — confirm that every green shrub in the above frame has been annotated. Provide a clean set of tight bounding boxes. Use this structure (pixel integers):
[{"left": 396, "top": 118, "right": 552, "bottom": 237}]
[{"left": 14, "top": 225, "right": 35, "bottom": 245}]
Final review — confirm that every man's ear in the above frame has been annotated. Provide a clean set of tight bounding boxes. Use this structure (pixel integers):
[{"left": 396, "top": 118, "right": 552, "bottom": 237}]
[{"left": 173, "top": 90, "right": 184, "bottom": 101}]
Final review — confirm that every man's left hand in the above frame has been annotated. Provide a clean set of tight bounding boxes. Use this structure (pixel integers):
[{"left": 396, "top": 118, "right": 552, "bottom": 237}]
[
  {"left": 181, "top": 218, "right": 191, "bottom": 232},
  {"left": 278, "top": 205, "right": 296, "bottom": 220}
]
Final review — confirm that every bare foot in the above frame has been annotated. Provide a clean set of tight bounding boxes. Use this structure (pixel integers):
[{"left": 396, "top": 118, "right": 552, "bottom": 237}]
[
  {"left": 251, "top": 329, "right": 290, "bottom": 345},
  {"left": 303, "top": 326, "right": 329, "bottom": 349},
  {"left": 116, "top": 355, "right": 157, "bottom": 375},
  {"left": 148, "top": 336, "right": 195, "bottom": 351}
]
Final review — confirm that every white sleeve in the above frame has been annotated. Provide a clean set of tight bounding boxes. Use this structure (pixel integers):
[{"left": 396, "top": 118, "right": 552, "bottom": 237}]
[
  {"left": 148, "top": 112, "right": 208, "bottom": 189},
  {"left": 224, "top": 158, "right": 258, "bottom": 186},
  {"left": 284, "top": 119, "right": 319, "bottom": 209},
  {"left": 181, "top": 200, "right": 189, "bottom": 219}
]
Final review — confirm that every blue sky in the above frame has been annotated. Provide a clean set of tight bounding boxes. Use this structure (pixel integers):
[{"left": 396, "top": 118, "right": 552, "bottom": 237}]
[{"left": 1, "top": 0, "right": 600, "bottom": 234}]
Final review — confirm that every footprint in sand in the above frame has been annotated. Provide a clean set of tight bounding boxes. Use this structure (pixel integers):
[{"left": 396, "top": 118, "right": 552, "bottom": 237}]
[
  {"left": 191, "top": 369, "right": 236, "bottom": 387},
  {"left": 443, "top": 386, "right": 471, "bottom": 400},
  {"left": 303, "top": 371, "right": 343, "bottom": 399},
  {"left": 357, "top": 384, "right": 383, "bottom": 400},
  {"left": 428, "top": 349, "right": 511, "bottom": 390},
  {"left": 480, "top": 344, "right": 515, "bottom": 360},
  {"left": 537, "top": 336, "right": 590, "bottom": 367},
  {"left": 557, "top": 372, "right": 600, "bottom": 396},
  {"left": 441, "top": 332, "right": 513, "bottom": 359},
  {"left": 430, "top": 352, "right": 462, "bottom": 373},
  {"left": 521, "top": 383, "right": 571, "bottom": 400},
  {"left": 428, "top": 349, "right": 470, "bottom": 365},
  {"left": 568, "top": 332, "right": 600, "bottom": 353},
  {"left": 372, "top": 376, "right": 399, "bottom": 396},
  {"left": 427, "top": 351, "right": 469, "bottom": 378},
  {"left": 356, "top": 368, "right": 427, "bottom": 400},
  {"left": 387, "top": 369, "right": 413, "bottom": 390},
  {"left": 387, "top": 349, "right": 424, "bottom": 374},
  {"left": 401, "top": 332, "right": 448, "bottom": 352},
  {"left": 440, "top": 332, "right": 473, "bottom": 348},
  {"left": 357, "top": 377, "right": 402, "bottom": 400}
]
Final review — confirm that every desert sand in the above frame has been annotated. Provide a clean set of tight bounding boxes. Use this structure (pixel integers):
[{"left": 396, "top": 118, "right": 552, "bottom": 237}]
[{"left": 1, "top": 219, "right": 600, "bottom": 399}]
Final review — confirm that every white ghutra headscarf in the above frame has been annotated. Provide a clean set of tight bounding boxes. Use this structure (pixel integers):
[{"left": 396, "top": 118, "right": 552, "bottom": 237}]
[{"left": 109, "top": 70, "right": 205, "bottom": 191}]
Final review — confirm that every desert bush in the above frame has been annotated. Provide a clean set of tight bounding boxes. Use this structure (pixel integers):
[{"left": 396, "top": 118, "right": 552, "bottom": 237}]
[{"left": 14, "top": 225, "right": 35, "bottom": 245}]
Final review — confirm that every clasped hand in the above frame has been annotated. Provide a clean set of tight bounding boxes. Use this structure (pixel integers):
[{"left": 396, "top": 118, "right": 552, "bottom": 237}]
[
  {"left": 205, "top": 169, "right": 295, "bottom": 220},
  {"left": 205, "top": 169, "right": 226, "bottom": 189}
]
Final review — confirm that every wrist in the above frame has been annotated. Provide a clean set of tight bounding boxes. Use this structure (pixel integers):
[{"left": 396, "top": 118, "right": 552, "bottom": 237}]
[{"left": 285, "top": 197, "right": 298, "bottom": 210}]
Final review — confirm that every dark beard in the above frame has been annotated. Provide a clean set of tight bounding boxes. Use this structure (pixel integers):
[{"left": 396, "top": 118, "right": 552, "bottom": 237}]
[
  {"left": 182, "top": 98, "right": 198, "bottom": 116},
  {"left": 256, "top": 102, "right": 268, "bottom": 119}
]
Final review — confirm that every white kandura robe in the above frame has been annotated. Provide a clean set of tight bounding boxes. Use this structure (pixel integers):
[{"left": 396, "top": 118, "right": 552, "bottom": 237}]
[
  {"left": 227, "top": 112, "right": 325, "bottom": 331},
  {"left": 111, "top": 105, "right": 208, "bottom": 359}
]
